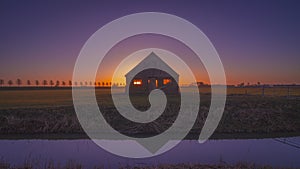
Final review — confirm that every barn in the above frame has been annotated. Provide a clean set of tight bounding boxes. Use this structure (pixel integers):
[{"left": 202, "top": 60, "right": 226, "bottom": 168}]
[{"left": 125, "top": 52, "right": 179, "bottom": 94}]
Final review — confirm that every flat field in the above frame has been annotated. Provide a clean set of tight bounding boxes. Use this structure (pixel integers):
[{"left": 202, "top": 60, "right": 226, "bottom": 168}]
[
  {"left": 1, "top": 86, "right": 299, "bottom": 109},
  {"left": 0, "top": 87, "right": 299, "bottom": 139}
]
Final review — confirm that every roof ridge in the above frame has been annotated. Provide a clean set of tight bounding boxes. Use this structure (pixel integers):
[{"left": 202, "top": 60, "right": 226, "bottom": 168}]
[{"left": 125, "top": 52, "right": 178, "bottom": 77}]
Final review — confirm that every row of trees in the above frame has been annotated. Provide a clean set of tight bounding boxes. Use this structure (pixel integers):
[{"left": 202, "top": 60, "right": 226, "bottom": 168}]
[
  {"left": 237, "top": 82, "right": 262, "bottom": 87},
  {"left": 0, "top": 79, "right": 125, "bottom": 87}
]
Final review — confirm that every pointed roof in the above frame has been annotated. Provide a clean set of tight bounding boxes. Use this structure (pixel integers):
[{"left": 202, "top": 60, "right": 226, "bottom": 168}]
[{"left": 125, "top": 52, "right": 179, "bottom": 78}]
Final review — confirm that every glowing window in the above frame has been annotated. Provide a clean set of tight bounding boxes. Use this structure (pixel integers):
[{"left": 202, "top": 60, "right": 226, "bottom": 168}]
[
  {"left": 133, "top": 79, "right": 142, "bottom": 85},
  {"left": 163, "top": 78, "right": 171, "bottom": 85}
]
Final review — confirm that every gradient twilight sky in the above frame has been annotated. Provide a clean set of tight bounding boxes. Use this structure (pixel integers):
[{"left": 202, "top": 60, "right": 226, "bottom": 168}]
[{"left": 0, "top": 0, "right": 299, "bottom": 85}]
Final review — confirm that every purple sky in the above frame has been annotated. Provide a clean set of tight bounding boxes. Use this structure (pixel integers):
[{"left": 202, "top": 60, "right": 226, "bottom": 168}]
[{"left": 0, "top": 0, "right": 299, "bottom": 85}]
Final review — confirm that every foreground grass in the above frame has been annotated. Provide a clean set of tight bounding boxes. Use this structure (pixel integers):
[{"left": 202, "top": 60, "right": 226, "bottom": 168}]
[
  {"left": 119, "top": 163, "right": 297, "bottom": 169},
  {"left": 0, "top": 161, "right": 296, "bottom": 169}
]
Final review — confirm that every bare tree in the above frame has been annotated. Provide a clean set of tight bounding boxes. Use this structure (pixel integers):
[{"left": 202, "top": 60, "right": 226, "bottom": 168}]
[
  {"left": 16, "top": 78, "right": 22, "bottom": 87},
  {"left": 0, "top": 79, "right": 4, "bottom": 87},
  {"left": 8, "top": 80, "right": 13, "bottom": 86},
  {"left": 238, "top": 82, "right": 244, "bottom": 87},
  {"left": 257, "top": 82, "right": 261, "bottom": 86},
  {"left": 43, "top": 80, "right": 48, "bottom": 87},
  {"left": 50, "top": 80, "right": 54, "bottom": 87},
  {"left": 27, "top": 80, "right": 31, "bottom": 86},
  {"left": 35, "top": 80, "right": 39, "bottom": 86},
  {"left": 55, "top": 80, "right": 60, "bottom": 87}
]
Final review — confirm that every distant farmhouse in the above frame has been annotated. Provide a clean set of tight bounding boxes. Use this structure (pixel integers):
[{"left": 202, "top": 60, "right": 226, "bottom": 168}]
[{"left": 125, "top": 52, "right": 179, "bottom": 94}]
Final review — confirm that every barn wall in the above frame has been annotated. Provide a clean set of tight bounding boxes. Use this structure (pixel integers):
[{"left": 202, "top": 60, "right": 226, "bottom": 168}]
[{"left": 126, "top": 69, "right": 179, "bottom": 94}]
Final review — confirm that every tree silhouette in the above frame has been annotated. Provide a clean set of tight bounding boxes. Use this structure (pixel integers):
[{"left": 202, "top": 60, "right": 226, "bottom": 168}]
[
  {"left": 0, "top": 79, "right": 4, "bottom": 87},
  {"left": 50, "top": 80, "right": 54, "bottom": 87},
  {"left": 16, "top": 79, "right": 22, "bottom": 87},
  {"left": 68, "top": 80, "right": 72, "bottom": 86},
  {"left": 8, "top": 80, "right": 13, "bottom": 86},
  {"left": 27, "top": 80, "right": 31, "bottom": 86},
  {"left": 106, "top": 82, "right": 108, "bottom": 86},
  {"left": 62, "top": 81, "right": 66, "bottom": 86},
  {"left": 80, "top": 82, "right": 83, "bottom": 86},
  {"left": 102, "top": 82, "right": 105, "bottom": 86},
  {"left": 85, "top": 81, "right": 88, "bottom": 86},
  {"left": 238, "top": 82, "right": 244, "bottom": 87},
  {"left": 55, "top": 80, "right": 60, "bottom": 87},
  {"left": 35, "top": 80, "right": 39, "bottom": 87},
  {"left": 43, "top": 80, "right": 48, "bottom": 87},
  {"left": 97, "top": 82, "right": 101, "bottom": 86}
]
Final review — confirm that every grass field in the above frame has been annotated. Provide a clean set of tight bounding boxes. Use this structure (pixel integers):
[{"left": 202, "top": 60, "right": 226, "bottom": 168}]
[
  {"left": 0, "top": 87, "right": 299, "bottom": 139},
  {"left": 0, "top": 89, "right": 73, "bottom": 109},
  {"left": 0, "top": 160, "right": 288, "bottom": 169},
  {"left": 0, "top": 87, "right": 299, "bottom": 109}
]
